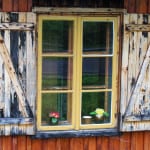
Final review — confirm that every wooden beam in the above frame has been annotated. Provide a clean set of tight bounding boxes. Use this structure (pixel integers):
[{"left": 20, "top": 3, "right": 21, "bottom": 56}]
[
  {"left": 124, "top": 46, "right": 150, "bottom": 121},
  {"left": 0, "top": 23, "right": 34, "bottom": 31},
  {"left": 0, "top": 34, "right": 31, "bottom": 117},
  {"left": 126, "top": 24, "right": 150, "bottom": 32},
  {"left": 32, "top": 7, "right": 126, "bottom": 14},
  {"left": 0, "top": 118, "right": 33, "bottom": 125}
]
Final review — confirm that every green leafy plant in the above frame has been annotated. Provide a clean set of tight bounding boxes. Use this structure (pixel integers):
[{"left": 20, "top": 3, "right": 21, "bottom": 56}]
[
  {"left": 90, "top": 108, "right": 109, "bottom": 118},
  {"left": 49, "top": 112, "right": 60, "bottom": 124}
]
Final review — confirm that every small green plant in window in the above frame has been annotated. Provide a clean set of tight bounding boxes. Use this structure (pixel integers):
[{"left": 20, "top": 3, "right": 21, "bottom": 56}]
[
  {"left": 49, "top": 112, "right": 60, "bottom": 125},
  {"left": 90, "top": 108, "right": 109, "bottom": 120}
]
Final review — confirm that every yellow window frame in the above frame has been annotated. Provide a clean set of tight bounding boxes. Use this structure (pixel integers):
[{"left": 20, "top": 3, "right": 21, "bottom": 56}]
[{"left": 37, "top": 15, "right": 119, "bottom": 131}]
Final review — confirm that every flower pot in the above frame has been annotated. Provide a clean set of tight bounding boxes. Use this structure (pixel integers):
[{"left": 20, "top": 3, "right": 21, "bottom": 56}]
[
  {"left": 94, "top": 116, "right": 104, "bottom": 123},
  {"left": 49, "top": 117, "right": 59, "bottom": 125},
  {"left": 82, "top": 116, "right": 92, "bottom": 124}
]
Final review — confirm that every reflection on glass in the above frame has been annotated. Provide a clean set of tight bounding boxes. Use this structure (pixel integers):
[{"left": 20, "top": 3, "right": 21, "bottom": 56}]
[
  {"left": 42, "top": 57, "right": 72, "bottom": 90},
  {"left": 82, "top": 58, "right": 112, "bottom": 88},
  {"left": 41, "top": 93, "right": 72, "bottom": 126},
  {"left": 83, "top": 22, "right": 113, "bottom": 54},
  {"left": 42, "top": 21, "right": 73, "bottom": 53},
  {"left": 81, "top": 92, "right": 111, "bottom": 124}
]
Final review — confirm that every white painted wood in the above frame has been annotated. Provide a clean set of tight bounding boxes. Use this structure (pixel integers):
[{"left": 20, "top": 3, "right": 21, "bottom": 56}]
[
  {"left": 124, "top": 46, "right": 150, "bottom": 121},
  {"left": 120, "top": 14, "right": 130, "bottom": 126},
  {"left": 121, "top": 14, "right": 150, "bottom": 131},
  {"left": 126, "top": 24, "right": 150, "bottom": 32},
  {"left": 0, "top": 23, "right": 34, "bottom": 31},
  {"left": 0, "top": 34, "right": 29, "bottom": 117}
]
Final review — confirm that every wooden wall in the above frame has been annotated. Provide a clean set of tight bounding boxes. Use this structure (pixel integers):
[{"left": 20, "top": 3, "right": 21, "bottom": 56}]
[
  {"left": 0, "top": 0, "right": 150, "bottom": 13},
  {"left": 0, "top": 132, "right": 149, "bottom": 150},
  {"left": 124, "top": 0, "right": 150, "bottom": 13}
]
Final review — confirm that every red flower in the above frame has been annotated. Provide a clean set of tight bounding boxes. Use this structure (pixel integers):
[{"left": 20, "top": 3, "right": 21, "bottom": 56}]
[{"left": 49, "top": 112, "right": 60, "bottom": 118}]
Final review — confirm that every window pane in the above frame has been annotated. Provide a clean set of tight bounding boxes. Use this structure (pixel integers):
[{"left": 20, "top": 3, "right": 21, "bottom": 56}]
[
  {"left": 42, "top": 57, "right": 72, "bottom": 90},
  {"left": 81, "top": 92, "right": 111, "bottom": 124},
  {"left": 82, "top": 58, "right": 112, "bottom": 89},
  {"left": 42, "top": 21, "right": 73, "bottom": 53},
  {"left": 41, "top": 93, "right": 72, "bottom": 126},
  {"left": 83, "top": 22, "right": 113, "bottom": 54}
]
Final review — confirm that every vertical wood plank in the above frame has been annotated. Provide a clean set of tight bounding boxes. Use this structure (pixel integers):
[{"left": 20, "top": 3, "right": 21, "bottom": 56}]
[
  {"left": 17, "top": 136, "right": 26, "bottom": 150},
  {"left": 83, "top": 137, "right": 89, "bottom": 150},
  {"left": 59, "top": 138, "right": 70, "bottom": 150},
  {"left": 101, "top": 137, "right": 109, "bottom": 150},
  {"left": 136, "top": 0, "right": 148, "bottom": 13},
  {"left": 31, "top": 139, "right": 42, "bottom": 150},
  {"left": 2, "top": 136, "right": 12, "bottom": 150},
  {"left": 124, "top": 0, "right": 128, "bottom": 10},
  {"left": 89, "top": 137, "right": 96, "bottom": 150},
  {"left": 120, "top": 14, "right": 130, "bottom": 131},
  {"left": 131, "top": 132, "right": 144, "bottom": 150},
  {"left": 27, "top": 0, "right": 32, "bottom": 11},
  {"left": 12, "top": 136, "right": 18, "bottom": 150},
  {"left": 47, "top": 138, "right": 57, "bottom": 150},
  {"left": 26, "top": 136, "right": 32, "bottom": 150},
  {"left": 128, "top": 0, "right": 136, "bottom": 13},
  {"left": 128, "top": 14, "right": 138, "bottom": 99},
  {"left": 70, "top": 138, "right": 83, "bottom": 150},
  {"left": 109, "top": 136, "right": 120, "bottom": 150},
  {"left": 2, "top": 0, "right": 12, "bottom": 12},
  {"left": 96, "top": 137, "right": 102, "bottom": 149},
  {"left": 13, "top": 0, "right": 19, "bottom": 11},
  {"left": 148, "top": 0, "right": 150, "bottom": 13},
  {"left": 19, "top": 0, "right": 28, "bottom": 12},
  {"left": 120, "top": 132, "right": 131, "bottom": 150},
  {"left": 144, "top": 131, "right": 150, "bottom": 150},
  {"left": 42, "top": 139, "right": 49, "bottom": 150}
]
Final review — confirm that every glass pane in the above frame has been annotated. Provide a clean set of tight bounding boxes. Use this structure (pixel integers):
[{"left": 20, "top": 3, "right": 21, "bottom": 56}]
[
  {"left": 82, "top": 58, "right": 112, "bottom": 89},
  {"left": 42, "top": 57, "right": 72, "bottom": 90},
  {"left": 41, "top": 93, "right": 72, "bottom": 126},
  {"left": 83, "top": 22, "right": 113, "bottom": 54},
  {"left": 81, "top": 92, "right": 111, "bottom": 124},
  {"left": 42, "top": 21, "right": 73, "bottom": 53}
]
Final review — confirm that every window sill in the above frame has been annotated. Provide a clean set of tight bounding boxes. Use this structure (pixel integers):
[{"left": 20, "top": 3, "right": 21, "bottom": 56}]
[{"left": 33, "top": 128, "right": 121, "bottom": 139}]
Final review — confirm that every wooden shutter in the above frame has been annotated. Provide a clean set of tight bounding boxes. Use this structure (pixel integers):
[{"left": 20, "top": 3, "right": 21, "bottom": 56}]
[
  {"left": 120, "top": 14, "right": 150, "bottom": 131},
  {"left": 0, "top": 12, "right": 36, "bottom": 135}
]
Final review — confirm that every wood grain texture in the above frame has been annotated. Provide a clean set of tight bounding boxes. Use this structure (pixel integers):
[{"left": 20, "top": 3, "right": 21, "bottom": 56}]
[
  {"left": 120, "top": 133, "right": 131, "bottom": 150},
  {"left": 121, "top": 13, "right": 150, "bottom": 131},
  {"left": 2, "top": 0, "right": 12, "bottom": 12},
  {"left": 0, "top": 132, "right": 150, "bottom": 150},
  {"left": 19, "top": 0, "right": 28, "bottom": 11},
  {"left": 136, "top": 0, "right": 148, "bottom": 13},
  {"left": 13, "top": 0, "right": 19, "bottom": 11}
]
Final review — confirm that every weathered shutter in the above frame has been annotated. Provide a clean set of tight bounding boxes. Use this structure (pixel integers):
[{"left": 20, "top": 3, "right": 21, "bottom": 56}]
[
  {"left": 120, "top": 14, "right": 150, "bottom": 131},
  {"left": 0, "top": 13, "right": 36, "bottom": 135}
]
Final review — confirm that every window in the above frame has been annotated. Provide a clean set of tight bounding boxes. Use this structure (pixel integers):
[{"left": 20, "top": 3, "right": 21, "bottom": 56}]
[{"left": 37, "top": 15, "right": 119, "bottom": 131}]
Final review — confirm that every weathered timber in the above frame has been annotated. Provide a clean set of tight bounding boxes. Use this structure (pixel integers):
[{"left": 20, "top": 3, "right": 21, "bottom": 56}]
[
  {"left": 34, "top": 129, "right": 120, "bottom": 139},
  {"left": 126, "top": 24, "right": 150, "bottom": 32},
  {"left": 124, "top": 46, "right": 150, "bottom": 121},
  {"left": 120, "top": 14, "right": 150, "bottom": 131},
  {"left": 0, "top": 118, "right": 33, "bottom": 125},
  {"left": 0, "top": 23, "right": 34, "bottom": 31},
  {"left": 0, "top": 34, "right": 32, "bottom": 117},
  {"left": 32, "top": 7, "right": 126, "bottom": 14}
]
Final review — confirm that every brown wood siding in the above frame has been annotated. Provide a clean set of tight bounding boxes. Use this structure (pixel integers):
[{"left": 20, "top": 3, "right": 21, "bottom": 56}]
[
  {"left": 124, "top": 0, "right": 150, "bottom": 13},
  {"left": 0, "top": 0, "right": 150, "bottom": 13},
  {"left": 0, "top": 132, "right": 149, "bottom": 150}
]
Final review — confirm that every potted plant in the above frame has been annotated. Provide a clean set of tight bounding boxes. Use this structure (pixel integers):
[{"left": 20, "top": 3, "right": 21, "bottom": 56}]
[
  {"left": 49, "top": 111, "right": 60, "bottom": 125},
  {"left": 90, "top": 108, "right": 109, "bottom": 123}
]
